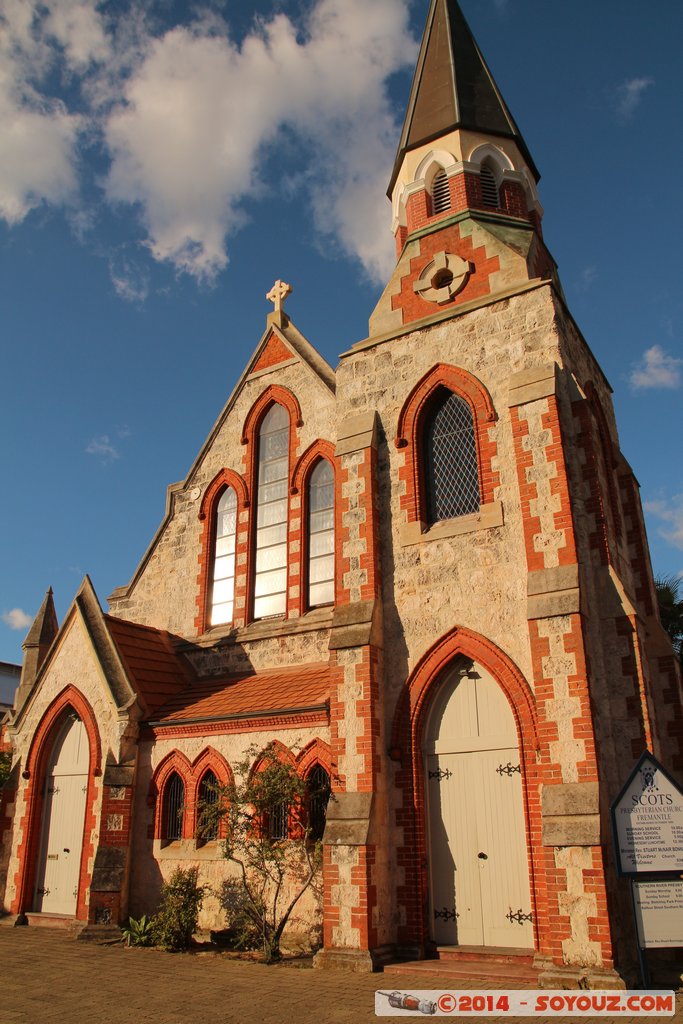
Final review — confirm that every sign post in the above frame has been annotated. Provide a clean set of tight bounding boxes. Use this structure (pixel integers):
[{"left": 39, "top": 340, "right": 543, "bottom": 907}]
[{"left": 611, "top": 752, "right": 683, "bottom": 988}]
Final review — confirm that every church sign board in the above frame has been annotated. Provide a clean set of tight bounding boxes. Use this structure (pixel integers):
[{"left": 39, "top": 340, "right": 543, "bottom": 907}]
[
  {"left": 610, "top": 752, "right": 683, "bottom": 877},
  {"left": 632, "top": 881, "right": 683, "bottom": 949}
]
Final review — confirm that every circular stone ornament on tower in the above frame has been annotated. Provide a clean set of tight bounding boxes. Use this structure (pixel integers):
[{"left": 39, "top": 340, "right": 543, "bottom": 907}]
[{"left": 413, "top": 251, "right": 471, "bottom": 304}]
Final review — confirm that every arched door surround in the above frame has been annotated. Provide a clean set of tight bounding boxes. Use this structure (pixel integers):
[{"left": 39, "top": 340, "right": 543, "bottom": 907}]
[
  {"left": 390, "top": 626, "right": 544, "bottom": 954},
  {"left": 11, "top": 686, "right": 101, "bottom": 920}
]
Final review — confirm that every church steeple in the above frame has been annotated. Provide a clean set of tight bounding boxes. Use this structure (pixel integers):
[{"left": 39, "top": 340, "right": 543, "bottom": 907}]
[
  {"left": 389, "top": 0, "right": 538, "bottom": 197},
  {"left": 370, "top": 0, "right": 556, "bottom": 338}
]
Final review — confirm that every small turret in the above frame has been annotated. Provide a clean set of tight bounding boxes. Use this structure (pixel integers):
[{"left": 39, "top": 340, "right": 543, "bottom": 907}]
[{"left": 14, "top": 589, "right": 59, "bottom": 712}]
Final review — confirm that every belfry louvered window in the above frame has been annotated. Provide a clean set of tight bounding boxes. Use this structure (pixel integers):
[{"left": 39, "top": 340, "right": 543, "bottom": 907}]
[
  {"left": 211, "top": 487, "right": 237, "bottom": 626},
  {"left": 424, "top": 389, "right": 480, "bottom": 523},
  {"left": 480, "top": 163, "right": 499, "bottom": 208},
  {"left": 254, "top": 404, "right": 289, "bottom": 619},
  {"left": 197, "top": 770, "right": 219, "bottom": 842},
  {"left": 431, "top": 169, "right": 451, "bottom": 214},
  {"left": 163, "top": 772, "right": 184, "bottom": 841},
  {"left": 308, "top": 460, "right": 335, "bottom": 608}
]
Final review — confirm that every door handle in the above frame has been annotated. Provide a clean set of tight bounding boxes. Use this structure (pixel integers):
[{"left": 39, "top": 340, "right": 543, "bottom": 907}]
[
  {"left": 63, "top": 848, "right": 70, "bottom": 853},
  {"left": 477, "top": 852, "right": 488, "bottom": 860}
]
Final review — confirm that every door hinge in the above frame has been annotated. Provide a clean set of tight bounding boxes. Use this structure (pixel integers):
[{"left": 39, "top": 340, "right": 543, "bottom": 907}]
[
  {"left": 496, "top": 762, "right": 521, "bottom": 777},
  {"left": 37, "top": 887, "right": 50, "bottom": 896},
  {"left": 506, "top": 907, "right": 532, "bottom": 925},
  {"left": 428, "top": 767, "right": 452, "bottom": 782},
  {"left": 434, "top": 907, "right": 458, "bottom": 922}
]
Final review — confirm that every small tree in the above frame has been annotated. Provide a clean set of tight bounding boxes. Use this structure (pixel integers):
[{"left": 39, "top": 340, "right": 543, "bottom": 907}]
[
  {"left": 655, "top": 575, "right": 683, "bottom": 667},
  {"left": 204, "top": 743, "right": 324, "bottom": 963}
]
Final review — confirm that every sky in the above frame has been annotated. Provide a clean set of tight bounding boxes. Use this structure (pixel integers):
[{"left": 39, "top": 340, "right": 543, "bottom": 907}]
[{"left": 1, "top": 0, "right": 682, "bottom": 669}]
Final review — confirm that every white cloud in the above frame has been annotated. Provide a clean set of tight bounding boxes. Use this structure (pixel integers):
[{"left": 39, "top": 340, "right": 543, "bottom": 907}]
[
  {"left": 1, "top": 608, "right": 32, "bottom": 630},
  {"left": 85, "top": 434, "right": 120, "bottom": 462},
  {"left": 0, "top": 0, "right": 417, "bottom": 283},
  {"left": 109, "top": 255, "right": 149, "bottom": 303},
  {"left": 104, "top": 0, "right": 416, "bottom": 282},
  {"left": 645, "top": 495, "right": 683, "bottom": 551},
  {"left": 630, "top": 345, "right": 682, "bottom": 390},
  {"left": 576, "top": 265, "right": 597, "bottom": 292},
  {"left": 616, "top": 76, "right": 654, "bottom": 119}
]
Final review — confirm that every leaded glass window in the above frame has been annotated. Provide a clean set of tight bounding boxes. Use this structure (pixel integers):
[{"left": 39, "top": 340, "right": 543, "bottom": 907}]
[
  {"left": 268, "top": 801, "right": 288, "bottom": 841},
  {"left": 163, "top": 772, "right": 184, "bottom": 841},
  {"left": 211, "top": 487, "right": 237, "bottom": 626},
  {"left": 254, "top": 404, "right": 289, "bottom": 619},
  {"left": 307, "top": 764, "right": 331, "bottom": 842},
  {"left": 308, "top": 460, "right": 334, "bottom": 608},
  {"left": 197, "top": 770, "right": 219, "bottom": 842},
  {"left": 424, "top": 390, "right": 480, "bottom": 523}
]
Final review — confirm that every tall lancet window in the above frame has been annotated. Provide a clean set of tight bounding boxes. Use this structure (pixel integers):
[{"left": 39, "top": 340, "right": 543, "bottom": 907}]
[
  {"left": 254, "top": 404, "right": 289, "bottom": 619},
  {"left": 424, "top": 389, "right": 480, "bottom": 523},
  {"left": 307, "top": 460, "right": 335, "bottom": 608},
  {"left": 211, "top": 487, "right": 237, "bottom": 626},
  {"left": 431, "top": 168, "right": 451, "bottom": 215}
]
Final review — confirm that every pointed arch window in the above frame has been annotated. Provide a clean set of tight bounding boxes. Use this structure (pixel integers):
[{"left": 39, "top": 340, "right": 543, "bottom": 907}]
[
  {"left": 480, "top": 162, "right": 499, "bottom": 208},
  {"left": 254, "top": 404, "right": 290, "bottom": 619},
  {"left": 307, "top": 459, "right": 335, "bottom": 608},
  {"left": 163, "top": 772, "right": 185, "bottom": 842},
  {"left": 210, "top": 487, "right": 237, "bottom": 626},
  {"left": 197, "top": 770, "right": 219, "bottom": 843},
  {"left": 306, "top": 764, "right": 331, "bottom": 842},
  {"left": 431, "top": 168, "right": 451, "bottom": 215},
  {"left": 424, "top": 389, "right": 480, "bottom": 523}
]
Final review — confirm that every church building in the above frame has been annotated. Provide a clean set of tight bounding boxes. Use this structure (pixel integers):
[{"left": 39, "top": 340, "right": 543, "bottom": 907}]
[{"left": 1, "top": 0, "right": 681, "bottom": 986}]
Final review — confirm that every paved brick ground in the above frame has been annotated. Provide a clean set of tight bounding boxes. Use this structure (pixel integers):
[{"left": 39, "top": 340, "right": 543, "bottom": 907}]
[{"left": 0, "top": 928, "right": 680, "bottom": 1024}]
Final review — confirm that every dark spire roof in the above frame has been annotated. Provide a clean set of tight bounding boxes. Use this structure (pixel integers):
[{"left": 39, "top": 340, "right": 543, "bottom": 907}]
[
  {"left": 388, "top": 0, "right": 538, "bottom": 196},
  {"left": 23, "top": 587, "right": 59, "bottom": 650}
]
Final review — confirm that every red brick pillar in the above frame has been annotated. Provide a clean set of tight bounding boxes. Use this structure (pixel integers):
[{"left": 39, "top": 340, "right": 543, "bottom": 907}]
[
  {"left": 508, "top": 365, "right": 616, "bottom": 982},
  {"left": 316, "top": 411, "right": 386, "bottom": 971},
  {"left": 87, "top": 764, "right": 136, "bottom": 927}
]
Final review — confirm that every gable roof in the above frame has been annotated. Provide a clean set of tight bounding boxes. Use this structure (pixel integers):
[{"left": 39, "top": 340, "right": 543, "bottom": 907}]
[
  {"left": 105, "top": 615, "right": 194, "bottom": 717},
  {"left": 109, "top": 313, "right": 335, "bottom": 604},
  {"left": 149, "top": 662, "right": 330, "bottom": 727},
  {"left": 389, "top": 0, "right": 538, "bottom": 196}
]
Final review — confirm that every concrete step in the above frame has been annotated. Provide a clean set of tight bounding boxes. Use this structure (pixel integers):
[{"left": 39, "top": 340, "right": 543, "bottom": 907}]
[
  {"left": 437, "top": 945, "right": 536, "bottom": 966},
  {"left": 384, "top": 958, "right": 540, "bottom": 984},
  {"left": 23, "top": 912, "right": 85, "bottom": 934}
]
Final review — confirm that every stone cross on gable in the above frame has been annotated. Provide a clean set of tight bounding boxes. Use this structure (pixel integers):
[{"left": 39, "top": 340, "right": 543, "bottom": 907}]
[{"left": 266, "top": 280, "right": 293, "bottom": 315}]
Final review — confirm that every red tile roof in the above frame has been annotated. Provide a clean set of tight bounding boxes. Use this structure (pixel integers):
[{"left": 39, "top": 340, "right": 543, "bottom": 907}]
[
  {"left": 105, "top": 615, "right": 194, "bottom": 716},
  {"left": 150, "top": 663, "right": 330, "bottom": 725}
]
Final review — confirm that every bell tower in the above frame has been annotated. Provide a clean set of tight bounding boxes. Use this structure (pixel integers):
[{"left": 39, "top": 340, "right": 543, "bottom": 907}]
[{"left": 371, "top": 0, "right": 556, "bottom": 336}]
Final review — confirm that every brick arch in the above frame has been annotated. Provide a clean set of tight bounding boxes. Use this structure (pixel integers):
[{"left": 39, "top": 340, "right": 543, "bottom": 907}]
[
  {"left": 250, "top": 739, "right": 296, "bottom": 778},
  {"left": 396, "top": 364, "right": 499, "bottom": 524},
  {"left": 389, "top": 626, "right": 543, "bottom": 951},
  {"left": 290, "top": 440, "right": 335, "bottom": 496},
  {"left": 191, "top": 747, "right": 233, "bottom": 841},
  {"left": 195, "top": 468, "right": 250, "bottom": 635},
  {"left": 240, "top": 384, "right": 303, "bottom": 445},
  {"left": 12, "top": 686, "right": 102, "bottom": 918},
  {"left": 296, "top": 738, "right": 332, "bottom": 779},
  {"left": 151, "top": 751, "right": 193, "bottom": 840}
]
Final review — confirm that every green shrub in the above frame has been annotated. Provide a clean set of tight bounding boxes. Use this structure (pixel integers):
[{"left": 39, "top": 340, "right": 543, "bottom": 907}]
[
  {"left": 149, "top": 867, "right": 207, "bottom": 952},
  {"left": 0, "top": 751, "right": 12, "bottom": 788},
  {"left": 121, "top": 914, "right": 153, "bottom": 947}
]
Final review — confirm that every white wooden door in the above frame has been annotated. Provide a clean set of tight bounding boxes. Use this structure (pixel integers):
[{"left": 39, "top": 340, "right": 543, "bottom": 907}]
[
  {"left": 424, "top": 664, "right": 533, "bottom": 949},
  {"left": 34, "top": 716, "right": 88, "bottom": 915}
]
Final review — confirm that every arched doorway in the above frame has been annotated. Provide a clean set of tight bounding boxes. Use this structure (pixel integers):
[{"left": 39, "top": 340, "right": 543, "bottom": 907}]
[
  {"left": 424, "top": 659, "right": 533, "bottom": 949},
  {"left": 34, "top": 714, "right": 89, "bottom": 915}
]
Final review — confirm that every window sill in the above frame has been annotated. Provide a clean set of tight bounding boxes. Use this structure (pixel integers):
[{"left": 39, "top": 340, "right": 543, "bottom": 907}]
[
  {"left": 191, "top": 606, "right": 335, "bottom": 648},
  {"left": 398, "top": 500, "right": 504, "bottom": 546},
  {"left": 153, "top": 839, "right": 224, "bottom": 861}
]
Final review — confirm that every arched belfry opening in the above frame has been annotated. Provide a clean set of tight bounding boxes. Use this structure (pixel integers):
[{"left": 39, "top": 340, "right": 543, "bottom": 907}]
[
  {"left": 34, "top": 712, "right": 89, "bottom": 915},
  {"left": 422, "top": 658, "right": 534, "bottom": 949}
]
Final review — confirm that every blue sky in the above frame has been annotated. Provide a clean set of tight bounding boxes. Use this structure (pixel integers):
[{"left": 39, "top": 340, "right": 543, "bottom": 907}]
[{"left": 1, "top": 0, "right": 682, "bottom": 667}]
